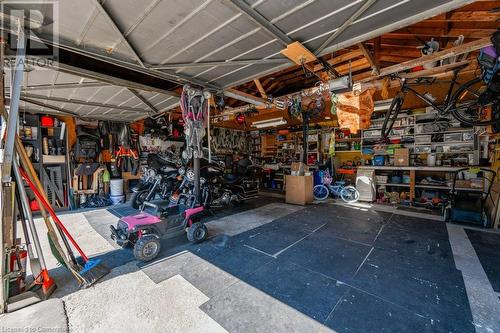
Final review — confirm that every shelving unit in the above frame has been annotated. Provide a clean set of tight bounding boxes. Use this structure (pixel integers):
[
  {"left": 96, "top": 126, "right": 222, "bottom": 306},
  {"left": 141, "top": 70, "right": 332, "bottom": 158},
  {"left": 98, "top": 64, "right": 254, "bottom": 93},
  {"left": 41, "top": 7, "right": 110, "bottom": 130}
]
[
  {"left": 19, "top": 114, "right": 70, "bottom": 210},
  {"left": 361, "top": 110, "right": 481, "bottom": 165},
  {"left": 359, "top": 165, "right": 462, "bottom": 205}
]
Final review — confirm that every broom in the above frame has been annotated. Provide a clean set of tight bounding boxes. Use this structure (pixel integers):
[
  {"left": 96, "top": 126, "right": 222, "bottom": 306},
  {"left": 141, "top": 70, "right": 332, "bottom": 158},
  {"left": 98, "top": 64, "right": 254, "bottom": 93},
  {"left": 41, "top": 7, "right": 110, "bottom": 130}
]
[
  {"left": 19, "top": 168, "right": 110, "bottom": 287},
  {"left": 1, "top": 108, "right": 87, "bottom": 286}
]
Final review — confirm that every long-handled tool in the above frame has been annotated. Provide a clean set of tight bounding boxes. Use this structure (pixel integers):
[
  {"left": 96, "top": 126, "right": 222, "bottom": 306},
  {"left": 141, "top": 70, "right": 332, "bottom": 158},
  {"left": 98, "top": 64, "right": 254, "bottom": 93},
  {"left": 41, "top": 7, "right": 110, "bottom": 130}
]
[
  {"left": 12, "top": 158, "right": 55, "bottom": 297},
  {"left": 1, "top": 108, "right": 87, "bottom": 286},
  {"left": 20, "top": 168, "right": 109, "bottom": 287}
]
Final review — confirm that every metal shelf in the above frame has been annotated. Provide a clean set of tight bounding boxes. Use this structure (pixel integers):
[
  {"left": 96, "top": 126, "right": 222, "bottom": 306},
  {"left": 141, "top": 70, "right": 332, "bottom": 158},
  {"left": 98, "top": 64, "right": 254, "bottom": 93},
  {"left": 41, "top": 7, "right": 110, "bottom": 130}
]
[{"left": 377, "top": 183, "right": 410, "bottom": 187}]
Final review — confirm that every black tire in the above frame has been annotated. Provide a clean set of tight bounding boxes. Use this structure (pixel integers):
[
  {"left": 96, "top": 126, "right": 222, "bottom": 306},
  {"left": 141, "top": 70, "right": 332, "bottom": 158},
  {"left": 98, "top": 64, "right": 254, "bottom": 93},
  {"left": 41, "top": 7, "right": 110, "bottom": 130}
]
[
  {"left": 133, "top": 235, "right": 161, "bottom": 261},
  {"left": 450, "top": 77, "right": 500, "bottom": 126},
  {"left": 187, "top": 222, "right": 208, "bottom": 243},
  {"left": 381, "top": 94, "right": 404, "bottom": 139},
  {"left": 130, "top": 191, "right": 148, "bottom": 209}
]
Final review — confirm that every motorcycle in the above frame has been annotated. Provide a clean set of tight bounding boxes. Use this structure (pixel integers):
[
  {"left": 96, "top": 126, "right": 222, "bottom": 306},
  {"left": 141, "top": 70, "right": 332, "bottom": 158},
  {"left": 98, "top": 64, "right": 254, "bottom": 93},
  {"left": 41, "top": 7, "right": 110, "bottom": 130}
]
[
  {"left": 217, "top": 159, "right": 260, "bottom": 204},
  {"left": 129, "top": 153, "right": 181, "bottom": 209},
  {"left": 177, "top": 158, "right": 261, "bottom": 208}
]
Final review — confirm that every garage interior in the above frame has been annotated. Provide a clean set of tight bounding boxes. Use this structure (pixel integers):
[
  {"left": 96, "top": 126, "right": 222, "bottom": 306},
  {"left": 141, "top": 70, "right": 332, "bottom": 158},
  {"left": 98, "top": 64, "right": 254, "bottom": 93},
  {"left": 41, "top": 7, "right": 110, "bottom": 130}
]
[{"left": 1, "top": 0, "right": 500, "bottom": 332}]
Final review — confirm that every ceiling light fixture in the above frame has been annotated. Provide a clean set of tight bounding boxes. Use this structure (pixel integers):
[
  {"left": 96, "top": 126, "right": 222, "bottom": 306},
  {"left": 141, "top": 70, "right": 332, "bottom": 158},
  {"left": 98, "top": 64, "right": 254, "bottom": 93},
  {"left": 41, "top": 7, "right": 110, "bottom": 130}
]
[{"left": 251, "top": 117, "right": 287, "bottom": 129}]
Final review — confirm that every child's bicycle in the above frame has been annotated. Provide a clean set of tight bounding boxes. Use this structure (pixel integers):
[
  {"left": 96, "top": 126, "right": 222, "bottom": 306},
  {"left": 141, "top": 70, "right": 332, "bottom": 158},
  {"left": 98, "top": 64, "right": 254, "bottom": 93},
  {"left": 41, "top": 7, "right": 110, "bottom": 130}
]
[{"left": 313, "top": 170, "right": 359, "bottom": 203}]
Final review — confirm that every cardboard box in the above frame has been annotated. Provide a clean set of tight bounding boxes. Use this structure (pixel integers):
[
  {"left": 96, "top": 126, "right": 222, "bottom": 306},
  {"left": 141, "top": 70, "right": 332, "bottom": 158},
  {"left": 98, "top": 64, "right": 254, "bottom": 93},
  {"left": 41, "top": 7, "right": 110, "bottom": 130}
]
[
  {"left": 285, "top": 175, "right": 313, "bottom": 205},
  {"left": 455, "top": 180, "right": 471, "bottom": 188},
  {"left": 393, "top": 148, "right": 409, "bottom": 166},
  {"left": 42, "top": 155, "right": 65, "bottom": 164},
  {"left": 290, "top": 162, "right": 308, "bottom": 176}
]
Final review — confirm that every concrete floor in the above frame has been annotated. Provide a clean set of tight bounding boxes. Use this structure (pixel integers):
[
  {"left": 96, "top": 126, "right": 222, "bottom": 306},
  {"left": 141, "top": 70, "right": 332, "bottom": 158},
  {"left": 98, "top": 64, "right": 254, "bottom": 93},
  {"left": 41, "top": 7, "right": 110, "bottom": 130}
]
[{"left": 2, "top": 196, "right": 500, "bottom": 332}]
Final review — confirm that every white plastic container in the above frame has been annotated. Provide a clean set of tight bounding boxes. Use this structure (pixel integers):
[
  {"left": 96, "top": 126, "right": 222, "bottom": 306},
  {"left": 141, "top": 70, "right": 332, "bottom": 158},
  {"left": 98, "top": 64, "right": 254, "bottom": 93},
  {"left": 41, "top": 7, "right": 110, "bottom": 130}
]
[
  {"left": 110, "top": 195, "right": 125, "bottom": 205},
  {"left": 110, "top": 179, "right": 123, "bottom": 196},
  {"left": 427, "top": 153, "right": 436, "bottom": 167}
]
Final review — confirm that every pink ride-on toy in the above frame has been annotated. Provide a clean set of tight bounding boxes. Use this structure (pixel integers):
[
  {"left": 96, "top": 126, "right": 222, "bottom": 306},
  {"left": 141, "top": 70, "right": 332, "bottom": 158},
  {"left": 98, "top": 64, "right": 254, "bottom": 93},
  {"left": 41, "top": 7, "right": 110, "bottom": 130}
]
[{"left": 110, "top": 203, "right": 208, "bottom": 261}]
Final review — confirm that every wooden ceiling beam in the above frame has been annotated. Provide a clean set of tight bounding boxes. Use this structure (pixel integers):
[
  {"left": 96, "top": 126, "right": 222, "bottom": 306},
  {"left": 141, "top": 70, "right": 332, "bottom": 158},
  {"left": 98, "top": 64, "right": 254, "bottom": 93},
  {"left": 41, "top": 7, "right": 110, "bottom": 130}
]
[
  {"left": 387, "top": 28, "right": 496, "bottom": 39},
  {"left": 399, "top": 60, "right": 472, "bottom": 79},
  {"left": 253, "top": 79, "right": 268, "bottom": 99},
  {"left": 357, "top": 43, "right": 379, "bottom": 75},
  {"left": 378, "top": 48, "right": 423, "bottom": 58},
  {"left": 311, "top": 50, "right": 364, "bottom": 72},
  {"left": 280, "top": 60, "right": 371, "bottom": 87},
  {"left": 362, "top": 37, "right": 491, "bottom": 82},
  {"left": 412, "top": 21, "right": 499, "bottom": 30},
  {"left": 379, "top": 55, "right": 416, "bottom": 63},
  {"left": 454, "top": 1, "right": 500, "bottom": 12}
]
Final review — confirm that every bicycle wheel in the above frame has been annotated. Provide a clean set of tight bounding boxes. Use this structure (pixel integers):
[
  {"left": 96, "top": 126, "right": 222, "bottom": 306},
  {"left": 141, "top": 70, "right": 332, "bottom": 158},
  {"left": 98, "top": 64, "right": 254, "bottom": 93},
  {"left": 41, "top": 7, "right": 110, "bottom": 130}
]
[
  {"left": 313, "top": 185, "right": 329, "bottom": 201},
  {"left": 381, "top": 94, "right": 404, "bottom": 139},
  {"left": 340, "top": 186, "right": 359, "bottom": 203},
  {"left": 450, "top": 77, "right": 500, "bottom": 126}
]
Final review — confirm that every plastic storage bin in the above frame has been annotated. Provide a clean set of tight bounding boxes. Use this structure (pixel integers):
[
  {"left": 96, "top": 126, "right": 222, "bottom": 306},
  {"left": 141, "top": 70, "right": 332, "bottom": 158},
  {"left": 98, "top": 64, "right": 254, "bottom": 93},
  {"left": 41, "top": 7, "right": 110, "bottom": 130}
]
[{"left": 373, "top": 156, "right": 385, "bottom": 166}]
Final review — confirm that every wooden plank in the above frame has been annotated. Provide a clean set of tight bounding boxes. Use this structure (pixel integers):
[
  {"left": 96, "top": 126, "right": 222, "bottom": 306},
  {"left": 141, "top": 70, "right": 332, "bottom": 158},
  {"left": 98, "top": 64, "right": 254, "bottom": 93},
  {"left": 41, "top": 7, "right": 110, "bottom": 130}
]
[
  {"left": 379, "top": 55, "right": 416, "bottom": 63},
  {"left": 400, "top": 60, "right": 471, "bottom": 79},
  {"left": 378, "top": 48, "right": 423, "bottom": 58},
  {"left": 253, "top": 79, "right": 267, "bottom": 99},
  {"left": 280, "top": 41, "right": 317, "bottom": 65},
  {"left": 387, "top": 28, "right": 496, "bottom": 39},
  {"left": 311, "top": 50, "right": 363, "bottom": 72},
  {"left": 427, "top": 12, "right": 497, "bottom": 22},
  {"left": 362, "top": 37, "right": 491, "bottom": 81},
  {"left": 357, "top": 43, "right": 379, "bottom": 75}
]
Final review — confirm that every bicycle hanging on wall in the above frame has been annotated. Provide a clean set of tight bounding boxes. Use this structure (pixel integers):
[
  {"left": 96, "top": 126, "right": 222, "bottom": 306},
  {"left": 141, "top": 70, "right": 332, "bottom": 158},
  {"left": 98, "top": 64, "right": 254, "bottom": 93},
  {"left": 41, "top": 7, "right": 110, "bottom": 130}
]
[{"left": 381, "top": 64, "right": 500, "bottom": 139}]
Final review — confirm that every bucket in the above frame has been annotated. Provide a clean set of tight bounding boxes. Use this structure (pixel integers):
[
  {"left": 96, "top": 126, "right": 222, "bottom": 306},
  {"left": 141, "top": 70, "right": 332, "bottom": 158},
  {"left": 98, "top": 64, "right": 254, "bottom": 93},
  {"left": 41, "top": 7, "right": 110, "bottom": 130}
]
[
  {"left": 110, "top": 179, "right": 123, "bottom": 196},
  {"left": 110, "top": 195, "right": 125, "bottom": 205}
]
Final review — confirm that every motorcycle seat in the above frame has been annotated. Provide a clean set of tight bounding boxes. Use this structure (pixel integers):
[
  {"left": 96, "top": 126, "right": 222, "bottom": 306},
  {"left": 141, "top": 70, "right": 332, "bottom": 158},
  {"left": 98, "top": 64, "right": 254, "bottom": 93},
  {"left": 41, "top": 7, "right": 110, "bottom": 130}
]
[
  {"left": 222, "top": 174, "right": 243, "bottom": 184},
  {"left": 148, "top": 153, "right": 177, "bottom": 169},
  {"left": 159, "top": 169, "right": 179, "bottom": 177}
]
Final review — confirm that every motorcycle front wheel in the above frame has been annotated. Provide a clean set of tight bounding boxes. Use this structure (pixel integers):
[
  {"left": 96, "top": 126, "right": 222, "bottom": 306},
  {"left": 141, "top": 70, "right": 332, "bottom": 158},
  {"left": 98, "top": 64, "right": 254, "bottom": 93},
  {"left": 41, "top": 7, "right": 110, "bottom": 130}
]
[{"left": 130, "top": 190, "right": 149, "bottom": 209}]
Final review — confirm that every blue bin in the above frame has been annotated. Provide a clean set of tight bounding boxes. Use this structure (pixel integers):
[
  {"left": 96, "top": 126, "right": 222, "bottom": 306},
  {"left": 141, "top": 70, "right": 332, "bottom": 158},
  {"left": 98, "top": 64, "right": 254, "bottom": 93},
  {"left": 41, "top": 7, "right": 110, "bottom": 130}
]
[
  {"left": 314, "top": 170, "right": 323, "bottom": 186},
  {"left": 373, "top": 156, "right": 385, "bottom": 166}
]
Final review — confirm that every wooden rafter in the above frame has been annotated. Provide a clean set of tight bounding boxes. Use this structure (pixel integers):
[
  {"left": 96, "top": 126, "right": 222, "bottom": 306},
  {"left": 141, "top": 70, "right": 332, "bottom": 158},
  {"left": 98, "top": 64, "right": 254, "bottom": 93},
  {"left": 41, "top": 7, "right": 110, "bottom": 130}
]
[
  {"left": 363, "top": 36, "right": 491, "bottom": 81},
  {"left": 428, "top": 11, "right": 500, "bottom": 22},
  {"left": 357, "top": 43, "right": 379, "bottom": 75},
  {"left": 253, "top": 79, "right": 267, "bottom": 99}
]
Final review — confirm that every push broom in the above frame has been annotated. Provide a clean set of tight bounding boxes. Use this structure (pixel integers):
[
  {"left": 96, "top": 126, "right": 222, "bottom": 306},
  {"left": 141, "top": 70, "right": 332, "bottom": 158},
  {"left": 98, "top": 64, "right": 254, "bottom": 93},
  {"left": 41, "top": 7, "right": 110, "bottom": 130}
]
[
  {"left": 1, "top": 102, "right": 85, "bottom": 288},
  {"left": 20, "top": 168, "right": 110, "bottom": 287}
]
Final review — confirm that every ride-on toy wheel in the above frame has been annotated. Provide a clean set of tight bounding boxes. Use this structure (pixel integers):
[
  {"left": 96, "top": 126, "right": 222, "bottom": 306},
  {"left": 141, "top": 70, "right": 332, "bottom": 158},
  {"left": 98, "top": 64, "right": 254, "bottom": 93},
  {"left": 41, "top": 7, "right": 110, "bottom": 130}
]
[
  {"left": 133, "top": 235, "right": 161, "bottom": 261},
  {"left": 187, "top": 222, "right": 208, "bottom": 243}
]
